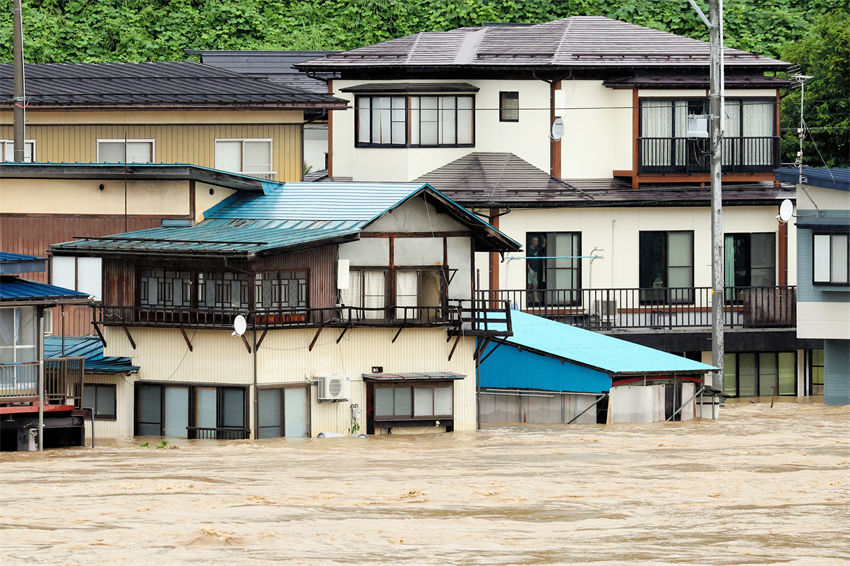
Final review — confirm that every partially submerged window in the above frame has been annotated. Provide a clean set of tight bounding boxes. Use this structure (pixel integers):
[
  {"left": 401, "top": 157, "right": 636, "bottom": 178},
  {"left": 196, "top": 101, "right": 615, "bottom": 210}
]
[
  {"left": 374, "top": 383, "right": 453, "bottom": 421},
  {"left": 724, "top": 351, "right": 796, "bottom": 397},
  {"left": 135, "top": 383, "right": 248, "bottom": 439},
  {"left": 83, "top": 383, "right": 117, "bottom": 420},
  {"left": 97, "top": 139, "right": 154, "bottom": 163},
  {"left": 258, "top": 386, "right": 308, "bottom": 438},
  {"left": 499, "top": 91, "right": 519, "bottom": 122}
]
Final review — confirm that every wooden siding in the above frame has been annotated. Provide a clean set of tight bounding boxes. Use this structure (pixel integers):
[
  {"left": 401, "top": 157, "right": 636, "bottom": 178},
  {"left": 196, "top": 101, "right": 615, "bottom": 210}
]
[
  {"left": 252, "top": 245, "right": 337, "bottom": 309},
  {"left": 0, "top": 123, "right": 304, "bottom": 182},
  {"left": 103, "top": 257, "right": 136, "bottom": 308}
]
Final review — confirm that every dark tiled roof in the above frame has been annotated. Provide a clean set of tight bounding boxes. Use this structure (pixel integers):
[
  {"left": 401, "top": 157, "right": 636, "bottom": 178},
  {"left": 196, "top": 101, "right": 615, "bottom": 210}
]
[
  {"left": 340, "top": 82, "right": 479, "bottom": 93},
  {"left": 416, "top": 153, "right": 794, "bottom": 207},
  {"left": 0, "top": 61, "right": 345, "bottom": 108},
  {"left": 187, "top": 50, "right": 336, "bottom": 94},
  {"left": 415, "top": 152, "right": 593, "bottom": 207},
  {"left": 300, "top": 16, "right": 788, "bottom": 71},
  {"left": 603, "top": 73, "right": 792, "bottom": 89}
]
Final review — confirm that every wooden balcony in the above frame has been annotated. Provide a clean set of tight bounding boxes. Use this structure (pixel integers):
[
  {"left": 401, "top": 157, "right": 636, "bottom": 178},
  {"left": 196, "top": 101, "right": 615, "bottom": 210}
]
[
  {"left": 479, "top": 286, "right": 796, "bottom": 331},
  {"left": 0, "top": 357, "right": 84, "bottom": 408}
]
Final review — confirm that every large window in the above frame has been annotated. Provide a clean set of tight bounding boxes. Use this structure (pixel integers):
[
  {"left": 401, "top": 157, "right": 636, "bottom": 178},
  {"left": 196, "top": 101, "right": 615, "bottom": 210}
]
[
  {"left": 639, "top": 98, "right": 776, "bottom": 173},
  {"left": 526, "top": 232, "right": 581, "bottom": 306},
  {"left": 395, "top": 269, "right": 443, "bottom": 320},
  {"left": 140, "top": 269, "right": 192, "bottom": 308},
  {"left": 258, "top": 386, "right": 308, "bottom": 438},
  {"left": 1, "top": 139, "right": 35, "bottom": 162},
  {"left": 374, "top": 383, "right": 453, "bottom": 421},
  {"left": 83, "top": 383, "right": 117, "bottom": 420},
  {"left": 255, "top": 271, "right": 308, "bottom": 311},
  {"left": 0, "top": 306, "right": 37, "bottom": 363},
  {"left": 97, "top": 139, "right": 154, "bottom": 163},
  {"left": 52, "top": 256, "right": 102, "bottom": 301},
  {"left": 724, "top": 351, "right": 796, "bottom": 397},
  {"left": 341, "top": 269, "right": 387, "bottom": 320},
  {"left": 813, "top": 233, "right": 849, "bottom": 285},
  {"left": 355, "top": 94, "right": 474, "bottom": 147},
  {"left": 138, "top": 268, "right": 260, "bottom": 312},
  {"left": 136, "top": 383, "right": 247, "bottom": 438},
  {"left": 639, "top": 231, "right": 694, "bottom": 304},
  {"left": 724, "top": 233, "right": 776, "bottom": 291},
  {"left": 215, "top": 139, "right": 274, "bottom": 178}
]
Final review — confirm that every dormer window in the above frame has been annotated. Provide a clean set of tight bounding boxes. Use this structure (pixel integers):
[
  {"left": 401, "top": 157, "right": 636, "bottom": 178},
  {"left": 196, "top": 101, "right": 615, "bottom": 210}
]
[{"left": 347, "top": 84, "right": 477, "bottom": 148}]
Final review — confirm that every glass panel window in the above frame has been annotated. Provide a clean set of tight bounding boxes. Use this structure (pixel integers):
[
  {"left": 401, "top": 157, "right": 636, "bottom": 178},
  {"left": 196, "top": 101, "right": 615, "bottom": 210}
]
[
  {"left": 0, "top": 307, "right": 37, "bottom": 363},
  {"left": 375, "top": 387, "right": 394, "bottom": 417},
  {"left": 413, "top": 387, "right": 433, "bottom": 417},
  {"left": 813, "top": 233, "right": 849, "bottom": 284},
  {"left": 215, "top": 139, "right": 274, "bottom": 176},
  {"left": 738, "top": 353, "right": 757, "bottom": 397},
  {"left": 341, "top": 269, "right": 386, "bottom": 320},
  {"left": 51, "top": 256, "right": 102, "bottom": 301},
  {"left": 283, "top": 387, "right": 308, "bottom": 438},
  {"left": 810, "top": 349, "right": 824, "bottom": 395},
  {"left": 724, "top": 233, "right": 775, "bottom": 294},
  {"left": 723, "top": 353, "right": 737, "bottom": 397},
  {"left": 258, "top": 388, "right": 282, "bottom": 439},
  {"left": 1, "top": 140, "right": 35, "bottom": 162},
  {"left": 374, "top": 384, "right": 454, "bottom": 420},
  {"left": 255, "top": 271, "right": 308, "bottom": 310},
  {"left": 356, "top": 94, "right": 473, "bottom": 147},
  {"left": 164, "top": 386, "right": 189, "bottom": 438},
  {"left": 778, "top": 352, "right": 796, "bottom": 396},
  {"left": 221, "top": 388, "right": 245, "bottom": 428},
  {"left": 97, "top": 140, "right": 154, "bottom": 163},
  {"left": 526, "top": 232, "right": 581, "bottom": 306},
  {"left": 758, "top": 352, "right": 778, "bottom": 396},
  {"left": 499, "top": 91, "right": 519, "bottom": 122},
  {"left": 725, "top": 352, "right": 797, "bottom": 397},
  {"left": 639, "top": 231, "right": 693, "bottom": 304}
]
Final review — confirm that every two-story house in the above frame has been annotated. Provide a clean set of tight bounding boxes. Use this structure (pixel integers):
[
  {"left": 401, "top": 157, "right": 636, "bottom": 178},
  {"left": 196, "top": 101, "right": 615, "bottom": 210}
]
[
  {"left": 776, "top": 167, "right": 849, "bottom": 404},
  {"left": 0, "top": 61, "right": 345, "bottom": 335},
  {"left": 299, "top": 15, "right": 820, "bottom": 399},
  {"left": 50, "top": 182, "right": 518, "bottom": 439}
]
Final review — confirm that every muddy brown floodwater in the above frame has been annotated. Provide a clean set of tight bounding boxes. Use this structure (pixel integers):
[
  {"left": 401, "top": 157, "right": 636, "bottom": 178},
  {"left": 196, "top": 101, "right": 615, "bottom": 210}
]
[{"left": 1, "top": 400, "right": 849, "bottom": 565}]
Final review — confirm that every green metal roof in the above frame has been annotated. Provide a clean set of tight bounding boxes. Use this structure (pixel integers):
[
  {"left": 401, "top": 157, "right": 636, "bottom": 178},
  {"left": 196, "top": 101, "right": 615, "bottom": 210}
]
[{"left": 52, "top": 182, "right": 520, "bottom": 256}]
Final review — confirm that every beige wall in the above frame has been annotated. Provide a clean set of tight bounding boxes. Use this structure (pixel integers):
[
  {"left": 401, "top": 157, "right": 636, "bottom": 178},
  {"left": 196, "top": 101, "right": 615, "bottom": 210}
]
[
  {"left": 102, "top": 326, "right": 477, "bottom": 437},
  {"left": 82, "top": 373, "right": 136, "bottom": 440},
  {"left": 0, "top": 119, "right": 304, "bottom": 182}
]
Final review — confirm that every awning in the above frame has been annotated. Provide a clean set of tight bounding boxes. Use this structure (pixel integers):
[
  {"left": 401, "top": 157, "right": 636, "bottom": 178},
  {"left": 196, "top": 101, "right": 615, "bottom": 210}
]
[
  {"left": 362, "top": 372, "right": 465, "bottom": 382},
  {"left": 340, "top": 82, "right": 479, "bottom": 93}
]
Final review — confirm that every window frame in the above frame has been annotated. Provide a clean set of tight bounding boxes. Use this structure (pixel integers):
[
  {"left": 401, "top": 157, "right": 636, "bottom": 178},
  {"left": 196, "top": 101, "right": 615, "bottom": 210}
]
[
  {"left": 254, "top": 269, "right": 309, "bottom": 311},
  {"left": 1, "top": 139, "right": 36, "bottom": 162},
  {"left": 0, "top": 306, "right": 37, "bottom": 363},
  {"left": 83, "top": 383, "right": 117, "bottom": 420},
  {"left": 499, "top": 91, "right": 519, "bottom": 122},
  {"left": 723, "top": 351, "right": 797, "bottom": 398},
  {"left": 214, "top": 138, "right": 276, "bottom": 177},
  {"left": 373, "top": 382, "right": 454, "bottom": 422},
  {"left": 354, "top": 94, "right": 475, "bottom": 148},
  {"left": 51, "top": 255, "right": 102, "bottom": 301},
  {"left": 639, "top": 230, "right": 695, "bottom": 305},
  {"left": 812, "top": 232, "right": 850, "bottom": 286},
  {"left": 135, "top": 382, "right": 248, "bottom": 437},
  {"left": 96, "top": 138, "right": 155, "bottom": 163}
]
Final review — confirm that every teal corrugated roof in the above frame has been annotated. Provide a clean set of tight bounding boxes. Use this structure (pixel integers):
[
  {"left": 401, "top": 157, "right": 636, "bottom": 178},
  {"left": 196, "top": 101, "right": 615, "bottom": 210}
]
[
  {"left": 44, "top": 336, "right": 139, "bottom": 374},
  {"left": 53, "top": 182, "right": 520, "bottom": 255},
  {"left": 498, "top": 311, "right": 716, "bottom": 375},
  {"left": 0, "top": 276, "right": 88, "bottom": 302}
]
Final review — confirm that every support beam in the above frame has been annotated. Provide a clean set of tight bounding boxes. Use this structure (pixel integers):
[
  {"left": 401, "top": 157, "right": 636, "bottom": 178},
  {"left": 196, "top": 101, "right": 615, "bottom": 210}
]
[
  {"left": 448, "top": 333, "right": 462, "bottom": 361},
  {"left": 255, "top": 328, "right": 268, "bottom": 352},
  {"left": 391, "top": 327, "right": 403, "bottom": 343},
  {"left": 92, "top": 322, "right": 107, "bottom": 348},
  {"left": 478, "top": 341, "right": 504, "bottom": 365},
  {"left": 309, "top": 326, "right": 324, "bottom": 352},
  {"left": 473, "top": 338, "right": 490, "bottom": 361},
  {"left": 122, "top": 325, "right": 136, "bottom": 350},
  {"left": 241, "top": 334, "right": 252, "bottom": 354},
  {"left": 179, "top": 327, "right": 193, "bottom": 352},
  {"left": 336, "top": 326, "right": 349, "bottom": 344}
]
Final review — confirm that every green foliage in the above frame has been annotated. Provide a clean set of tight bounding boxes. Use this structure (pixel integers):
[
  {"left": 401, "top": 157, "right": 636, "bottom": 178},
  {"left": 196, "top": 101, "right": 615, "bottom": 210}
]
[{"left": 0, "top": 0, "right": 845, "bottom": 164}]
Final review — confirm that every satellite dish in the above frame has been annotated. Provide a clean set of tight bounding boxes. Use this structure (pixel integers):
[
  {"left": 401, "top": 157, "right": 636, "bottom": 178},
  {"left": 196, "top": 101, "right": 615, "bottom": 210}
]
[
  {"left": 232, "top": 315, "right": 247, "bottom": 336},
  {"left": 550, "top": 117, "right": 564, "bottom": 141},
  {"left": 778, "top": 199, "right": 794, "bottom": 223}
]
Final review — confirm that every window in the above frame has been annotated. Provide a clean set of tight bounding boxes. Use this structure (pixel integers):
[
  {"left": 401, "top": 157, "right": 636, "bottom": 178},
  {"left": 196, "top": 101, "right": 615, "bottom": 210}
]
[
  {"left": 0, "top": 307, "right": 37, "bottom": 363},
  {"left": 723, "top": 351, "right": 796, "bottom": 397},
  {"left": 198, "top": 271, "right": 251, "bottom": 310},
  {"left": 83, "top": 383, "right": 116, "bottom": 420},
  {"left": 258, "top": 386, "right": 308, "bottom": 438},
  {"left": 526, "top": 232, "right": 581, "bottom": 306},
  {"left": 341, "top": 269, "right": 387, "bottom": 320},
  {"left": 639, "top": 98, "right": 775, "bottom": 173},
  {"left": 139, "top": 269, "right": 192, "bottom": 308},
  {"left": 214, "top": 139, "right": 274, "bottom": 178},
  {"left": 355, "top": 94, "right": 474, "bottom": 147},
  {"left": 1, "top": 139, "right": 35, "bottom": 162},
  {"left": 499, "top": 91, "right": 519, "bottom": 122},
  {"left": 97, "top": 139, "right": 154, "bottom": 163},
  {"left": 395, "top": 269, "right": 444, "bottom": 320},
  {"left": 810, "top": 349, "right": 824, "bottom": 395},
  {"left": 374, "top": 383, "right": 453, "bottom": 421},
  {"left": 724, "top": 233, "right": 776, "bottom": 296},
  {"left": 136, "top": 383, "right": 247, "bottom": 438},
  {"left": 813, "top": 233, "right": 849, "bottom": 285},
  {"left": 639, "top": 231, "right": 694, "bottom": 304},
  {"left": 255, "top": 271, "right": 308, "bottom": 311},
  {"left": 51, "top": 256, "right": 102, "bottom": 301}
]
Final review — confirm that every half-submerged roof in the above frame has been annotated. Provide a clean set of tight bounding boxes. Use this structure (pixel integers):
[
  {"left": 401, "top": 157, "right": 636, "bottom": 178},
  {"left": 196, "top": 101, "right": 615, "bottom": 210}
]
[
  {"left": 52, "top": 182, "right": 520, "bottom": 256},
  {"left": 494, "top": 311, "right": 716, "bottom": 376},
  {"left": 300, "top": 16, "right": 788, "bottom": 72},
  {"left": 0, "top": 61, "right": 346, "bottom": 109}
]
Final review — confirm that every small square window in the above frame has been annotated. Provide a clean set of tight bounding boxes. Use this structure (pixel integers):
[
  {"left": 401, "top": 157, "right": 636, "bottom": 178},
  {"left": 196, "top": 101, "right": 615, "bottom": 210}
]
[{"left": 500, "top": 92, "right": 519, "bottom": 122}]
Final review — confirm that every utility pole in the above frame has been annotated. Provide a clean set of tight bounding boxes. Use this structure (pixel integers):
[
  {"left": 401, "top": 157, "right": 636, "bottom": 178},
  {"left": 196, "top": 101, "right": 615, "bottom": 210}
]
[
  {"left": 688, "top": 0, "right": 725, "bottom": 390},
  {"left": 708, "top": 0, "right": 724, "bottom": 392},
  {"left": 13, "top": 0, "right": 26, "bottom": 162}
]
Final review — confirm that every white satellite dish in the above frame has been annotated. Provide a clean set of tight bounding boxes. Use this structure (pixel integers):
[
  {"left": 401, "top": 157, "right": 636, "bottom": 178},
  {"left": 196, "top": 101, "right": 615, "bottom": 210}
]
[
  {"left": 550, "top": 117, "right": 564, "bottom": 141},
  {"left": 778, "top": 199, "right": 794, "bottom": 223},
  {"left": 232, "top": 315, "right": 247, "bottom": 336}
]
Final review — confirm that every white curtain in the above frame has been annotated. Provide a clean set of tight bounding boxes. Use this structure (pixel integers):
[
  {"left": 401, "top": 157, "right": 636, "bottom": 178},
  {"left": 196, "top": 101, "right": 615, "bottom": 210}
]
[
  {"left": 641, "top": 101, "right": 672, "bottom": 166},
  {"left": 395, "top": 271, "right": 418, "bottom": 319},
  {"left": 363, "top": 270, "right": 386, "bottom": 319}
]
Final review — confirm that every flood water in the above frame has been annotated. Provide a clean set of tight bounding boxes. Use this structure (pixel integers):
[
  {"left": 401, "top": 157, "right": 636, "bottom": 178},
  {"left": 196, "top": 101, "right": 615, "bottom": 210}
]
[{"left": 2, "top": 400, "right": 848, "bottom": 565}]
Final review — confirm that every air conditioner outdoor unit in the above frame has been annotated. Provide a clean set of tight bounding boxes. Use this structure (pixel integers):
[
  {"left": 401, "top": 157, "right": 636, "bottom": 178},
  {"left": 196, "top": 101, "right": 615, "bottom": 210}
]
[
  {"left": 592, "top": 300, "right": 617, "bottom": 318},
  {"left": 318, "top": 375, "right": 350, "bottom": 402}
]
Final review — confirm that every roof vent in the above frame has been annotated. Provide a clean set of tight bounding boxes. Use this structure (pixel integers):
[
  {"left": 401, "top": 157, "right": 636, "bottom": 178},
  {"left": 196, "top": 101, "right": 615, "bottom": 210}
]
[{"left": 161, "top": 218, "right": 193, "bottom": 228}]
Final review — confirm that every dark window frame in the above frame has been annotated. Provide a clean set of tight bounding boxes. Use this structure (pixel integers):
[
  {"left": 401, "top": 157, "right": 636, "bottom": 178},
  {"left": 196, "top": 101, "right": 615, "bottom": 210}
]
[
  {"left": 257, "top": 385, "right": 310, "bottom": 438},
  {"left": 525, "top": 231, "right": 582, "bottom": 306},
  {"left": 809, "top": 348, "right": 825, "bottom": 395},
  {"left": 723, "top": 351, "right": 797, "bottom": 398},
  {"left": 639, "top": 230, "right": 695, "bottom": 305},
  {"left": 134, "top": 382, "right": 248, "bottom": 437},
  {"left": 373, "top": 382, "right": 454, "bottom": 422},
  {"left": 83, "top": 383, "right": 117, "bottom": 420},
  {"left": 354, "top": 94, "right": 475, "bottom": 148},
  {"left": 254, "top": 269, "right": 310, "bottom": 310},
  {"left": 499, "top": 91, "right": 519, "bottom": 122},
  {"left": 812, "top": 231, "right": 850, "bottom": 286}
]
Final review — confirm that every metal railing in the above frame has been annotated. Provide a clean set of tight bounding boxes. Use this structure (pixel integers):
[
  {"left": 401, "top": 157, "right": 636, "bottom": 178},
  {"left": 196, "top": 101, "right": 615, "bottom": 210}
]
[
  {"left": 638, "top": 136, "right": 779, "bottom": 174},
  {"left": 0, "top": 357, "right": 84, "bottom": 407},
  {"left": 479, "top": 286, "right": 795, "bottom": 330},
  {"left": 187, "top": 426, "right": 250, "bottom": 440},
  {"left": 94, "top": 299, "right": 514, "bottom": 337}
]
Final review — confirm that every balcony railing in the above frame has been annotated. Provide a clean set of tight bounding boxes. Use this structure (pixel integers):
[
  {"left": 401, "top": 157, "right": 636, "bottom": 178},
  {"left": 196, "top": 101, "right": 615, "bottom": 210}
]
[
  {"left": 478, "top": 286, "right": 796, "bottom": 331},
  {"left": 638, "top": 136, "right": 779, "bottom": 174},
  {"left": 0, "top": 357, "right": 84, "bottom": 407},
  {"left": 93, "top": 299, "right": 513, "bottom": 337},
  {"left": 187, "top": 426, "right": 250, "bottom": 440}
]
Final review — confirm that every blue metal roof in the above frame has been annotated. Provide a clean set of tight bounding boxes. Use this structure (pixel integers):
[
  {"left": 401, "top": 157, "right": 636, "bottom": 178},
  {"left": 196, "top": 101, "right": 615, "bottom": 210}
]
[
  {"left": 0, "top": 252, "right": 42, "bottom": 263},
  {"left": 775, "top": 167, "right": 850, "bottom": 192},
  {"left": 491, "top": 310, "right": 716, "bottom": 376},
  {"left": 0, "top": 252, "right": 46, "bottom": 275},
  {"left": 44, "top": 336, "right": 139, "bottom": 374},
  {"left": 52, "top": 182, "right": 520, "bottom": 255},
  {"left": 0, "top": 276, "right": 89, "bottom": 302}
]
